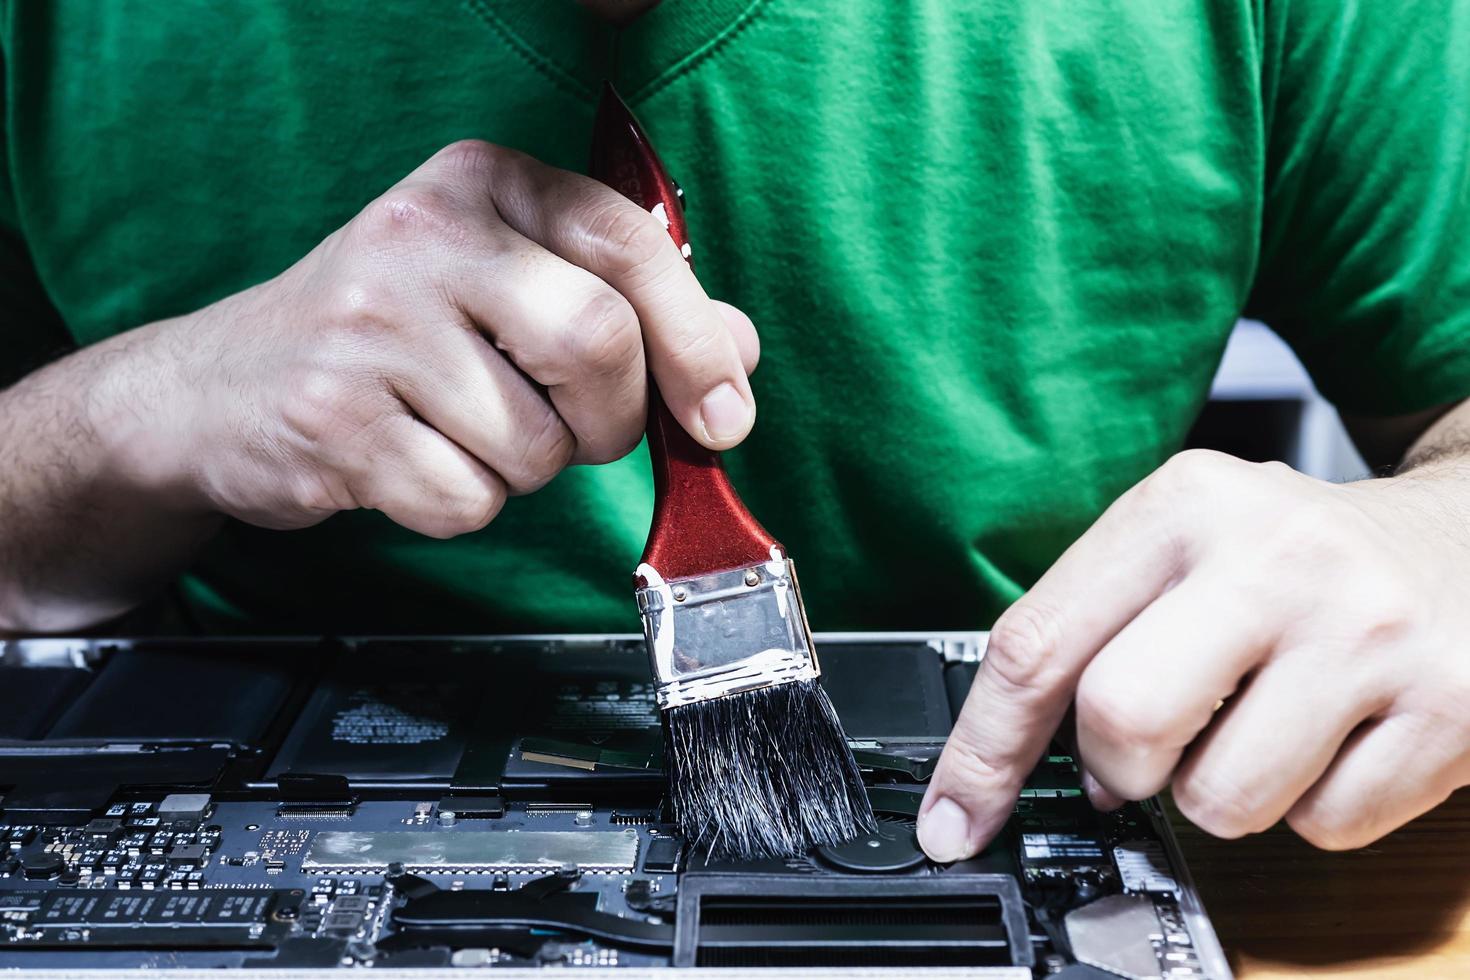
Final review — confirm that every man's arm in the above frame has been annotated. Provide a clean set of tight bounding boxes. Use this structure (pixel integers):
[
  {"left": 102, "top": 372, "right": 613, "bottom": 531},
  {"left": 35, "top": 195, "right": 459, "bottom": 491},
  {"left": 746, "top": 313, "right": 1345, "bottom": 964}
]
[
  {"left": 0, "top": 140, "right": 760, "bottom": 635},
  {"left": 0, "top": 318, "right": 222, "bottom": 632}
]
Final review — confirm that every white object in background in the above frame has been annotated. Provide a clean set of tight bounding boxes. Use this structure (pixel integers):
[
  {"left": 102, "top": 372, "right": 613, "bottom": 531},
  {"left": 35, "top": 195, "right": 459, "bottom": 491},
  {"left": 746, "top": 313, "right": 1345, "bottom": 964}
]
[{"left": 1208, "top": 321, "right": 1368, "bottom": 483}]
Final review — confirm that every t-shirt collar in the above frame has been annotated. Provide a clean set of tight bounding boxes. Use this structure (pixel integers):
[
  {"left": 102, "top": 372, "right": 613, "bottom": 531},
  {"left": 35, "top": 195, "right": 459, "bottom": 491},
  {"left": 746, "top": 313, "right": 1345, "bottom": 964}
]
[{"left": 471, "top": 0, "right": 760, "bottom": 101}]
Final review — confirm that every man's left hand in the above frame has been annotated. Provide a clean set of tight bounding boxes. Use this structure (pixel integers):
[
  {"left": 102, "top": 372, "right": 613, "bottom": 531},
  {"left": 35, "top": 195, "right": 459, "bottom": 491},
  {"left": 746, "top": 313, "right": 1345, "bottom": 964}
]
[{"left": 918, "top": 448, "right": 1470, "bottom": 860}]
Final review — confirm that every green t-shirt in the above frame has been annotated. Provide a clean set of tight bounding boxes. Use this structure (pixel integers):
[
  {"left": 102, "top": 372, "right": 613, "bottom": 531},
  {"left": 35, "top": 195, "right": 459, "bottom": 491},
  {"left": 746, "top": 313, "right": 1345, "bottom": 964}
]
[{"left": 3, "top": 1, "right": 1469, "bottom": 634}]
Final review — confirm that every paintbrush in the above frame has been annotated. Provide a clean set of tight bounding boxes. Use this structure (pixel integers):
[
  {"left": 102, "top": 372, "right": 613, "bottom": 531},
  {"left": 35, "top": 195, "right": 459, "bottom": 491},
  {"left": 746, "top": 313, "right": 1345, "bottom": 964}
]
[{"left": 589, "top": 83, "right": 874, "bottom": 860}]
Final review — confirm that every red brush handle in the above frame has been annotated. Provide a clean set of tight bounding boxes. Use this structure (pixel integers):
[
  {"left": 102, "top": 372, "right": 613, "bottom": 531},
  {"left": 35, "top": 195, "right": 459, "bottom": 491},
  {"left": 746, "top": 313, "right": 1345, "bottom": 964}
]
[{"left": 589, "top": 83, "right": 779, "bottom": 582}]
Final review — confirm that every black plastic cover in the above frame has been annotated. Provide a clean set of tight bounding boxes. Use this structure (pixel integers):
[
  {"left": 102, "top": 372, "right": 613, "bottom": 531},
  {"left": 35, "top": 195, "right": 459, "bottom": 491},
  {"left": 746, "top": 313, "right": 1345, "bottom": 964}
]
[
  {"left": 819, "top": 644, "right": 954, "bottom": 737},
  {"left": 0, "top": 665, "right": 90, "bottom": 739},
  {"left": 47, "top": 645, "right": 303, "bottom": 744}
]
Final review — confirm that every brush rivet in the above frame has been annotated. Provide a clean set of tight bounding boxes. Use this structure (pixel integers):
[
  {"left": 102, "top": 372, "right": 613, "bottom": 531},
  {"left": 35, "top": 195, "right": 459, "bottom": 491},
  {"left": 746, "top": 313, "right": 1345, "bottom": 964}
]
[
  {"left": 743, "top": 570, "right": 760, "bottom": 586},
  {"left": 672, "top": 587, "right": 688, "bottom": 602}
]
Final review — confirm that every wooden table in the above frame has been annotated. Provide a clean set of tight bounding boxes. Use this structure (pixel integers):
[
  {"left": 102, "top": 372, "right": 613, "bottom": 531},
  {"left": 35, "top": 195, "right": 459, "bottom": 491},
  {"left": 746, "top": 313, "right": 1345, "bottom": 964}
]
[{"left": 1171, "top": 787, "right": 1470, "bottom": 978}]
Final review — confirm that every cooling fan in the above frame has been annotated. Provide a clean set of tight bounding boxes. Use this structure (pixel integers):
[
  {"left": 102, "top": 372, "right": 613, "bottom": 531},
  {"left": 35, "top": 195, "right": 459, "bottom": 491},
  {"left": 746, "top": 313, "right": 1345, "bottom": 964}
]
[{"left": 811, "top": 815, "right": 929, "bottom": 874}]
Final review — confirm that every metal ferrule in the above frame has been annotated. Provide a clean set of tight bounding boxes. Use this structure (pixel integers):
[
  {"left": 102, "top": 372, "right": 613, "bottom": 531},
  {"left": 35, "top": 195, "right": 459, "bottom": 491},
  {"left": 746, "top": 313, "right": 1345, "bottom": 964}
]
[{"left": 635, "top": 552, "right": 820, "bottom": 711}]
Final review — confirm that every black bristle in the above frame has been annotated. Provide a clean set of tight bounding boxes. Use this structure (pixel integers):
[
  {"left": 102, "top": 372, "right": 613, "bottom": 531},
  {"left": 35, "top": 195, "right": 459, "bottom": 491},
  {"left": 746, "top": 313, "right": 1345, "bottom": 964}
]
[{"left": 663, "top": 678, "right": 876, "bottom": 860}]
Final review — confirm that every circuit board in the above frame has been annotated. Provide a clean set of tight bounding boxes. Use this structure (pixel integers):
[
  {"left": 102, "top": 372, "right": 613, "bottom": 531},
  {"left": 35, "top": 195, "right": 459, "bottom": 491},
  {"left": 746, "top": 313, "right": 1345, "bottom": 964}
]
[{"left": 0, "top": 635, "right": 1230, "bottom": 977}]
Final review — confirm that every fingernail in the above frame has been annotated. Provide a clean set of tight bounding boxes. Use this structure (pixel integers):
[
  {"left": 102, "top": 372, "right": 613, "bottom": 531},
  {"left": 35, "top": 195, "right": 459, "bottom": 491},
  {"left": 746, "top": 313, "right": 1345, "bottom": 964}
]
[
  {"left": 1082, "top": 769, "right": 1124, "bottom": 812},
  {"left": 699, "top": 383, "right": 753, "bottom": 443},
  {"left": 917, "top": 797, "right": 973, "bottom": 863},
  {"left": 1081, "top": 769, "right": 1105, "bottom": 805}
]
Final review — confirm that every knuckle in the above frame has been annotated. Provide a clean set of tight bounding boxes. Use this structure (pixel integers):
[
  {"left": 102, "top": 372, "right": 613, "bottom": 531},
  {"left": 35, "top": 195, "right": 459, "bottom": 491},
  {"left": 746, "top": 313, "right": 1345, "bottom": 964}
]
[
  {"left": 1286, "top": 808, "right": 1370, "bottom": 851},
  {"left": 660, "top": 319, "right": 727, "bottom": 368},
  {"left": 504, "top": 413, "right": 575, "bottom": 493},
  {"left": 281, "top": 367, "right": 353, "bottom": 444},
  {"left": 284, "top": 472, "right": 350, "bottom": 517},
  {"left": 1148, "top": 448, "right": 1241, "bottom": 498},
  {"left": 1270, "top": 498, "right": 1349, "bottom": 562},
  {"left": 1348, "top": 582, "right": 1417, "bottom": 647},
  {"left": 1075, "top": 675, "right": 1176, "bottom": 751},
  {"left": 1421, "top": 677, "right": 1470, "bottom": 735},
  {"left": 1172, "top": 770, "right": 1263, "bottom": 839},
  {"left": 433, "top": 482, "right": 507, "bottom": 538},
  {"left": 431, "top": 138, "right": 502, "bottom": 179},
  {"left": 359, "top": 186, "right": 465, "bottom": 249},
  {"left": 581, "top": 199, "right": 669, "bottom": 278},
  {"left": 364, "top": 187, "right": 443, "bottom": 236},
  {"left": 937, "top": 731, "right": 1009, "bottom": 790},
  {"left": 570, "top": 289, "right": 642, "bottom": 377},
  {"left": 455, "top": 490, "right": 506, "bottom": 536},
  {"left": 984, "top": 601, "right": 1067, "bottom": 698},
  {"left": 281, "top": 360, "right": 390, "bottom": 452},
  {"left": 322, "top": 280, "right": 395, "bottom": 339},
  {"left": 578, "top": 419, "right": 645, "bottom": 466}
]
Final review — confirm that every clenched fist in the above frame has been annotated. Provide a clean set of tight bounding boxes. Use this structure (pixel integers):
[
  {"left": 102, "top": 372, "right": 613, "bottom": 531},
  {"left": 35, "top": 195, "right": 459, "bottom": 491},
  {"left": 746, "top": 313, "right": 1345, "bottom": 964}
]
[
  {"left": 142, "top": 139, "right": 759, "bottom": 537},
  {"left": 919, "top": 449, "right": 1470, "bottom": 857}
]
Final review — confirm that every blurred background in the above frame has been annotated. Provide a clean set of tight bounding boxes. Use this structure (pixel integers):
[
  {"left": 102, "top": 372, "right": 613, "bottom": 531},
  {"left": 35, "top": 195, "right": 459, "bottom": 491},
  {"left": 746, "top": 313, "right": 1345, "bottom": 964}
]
[{"left": 1192, "top": 321, "right": 1368, "bottom": 482}]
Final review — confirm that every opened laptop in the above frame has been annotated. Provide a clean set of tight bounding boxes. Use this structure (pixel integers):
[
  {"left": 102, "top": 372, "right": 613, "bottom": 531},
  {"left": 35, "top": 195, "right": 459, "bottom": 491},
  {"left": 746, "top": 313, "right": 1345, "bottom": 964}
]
[{"left": 0, "top": 632, "right": 1230, "bottom": 978}]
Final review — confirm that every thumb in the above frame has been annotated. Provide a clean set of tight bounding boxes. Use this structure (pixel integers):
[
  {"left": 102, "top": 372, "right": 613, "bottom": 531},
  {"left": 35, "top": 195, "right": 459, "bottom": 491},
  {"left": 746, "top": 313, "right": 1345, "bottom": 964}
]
[{"left": 639, "top": 279, "right": 757, "bottom": 451}]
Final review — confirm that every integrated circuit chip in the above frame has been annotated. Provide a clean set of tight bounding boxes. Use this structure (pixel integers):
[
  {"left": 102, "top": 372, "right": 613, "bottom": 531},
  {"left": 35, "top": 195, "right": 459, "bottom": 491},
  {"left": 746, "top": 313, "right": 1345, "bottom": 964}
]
[
  {"left": 301, "top": 830, "right": 639, "bottom": 875},
  {"left": 35, "top": 890, "right": 279, "bottom": 927}
]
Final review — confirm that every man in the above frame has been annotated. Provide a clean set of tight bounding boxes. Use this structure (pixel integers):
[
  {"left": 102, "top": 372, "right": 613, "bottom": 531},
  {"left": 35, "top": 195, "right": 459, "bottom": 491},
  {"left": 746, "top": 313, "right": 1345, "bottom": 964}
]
[{"left": 1, "top": 0, "right": 1467, "bottom": 866}]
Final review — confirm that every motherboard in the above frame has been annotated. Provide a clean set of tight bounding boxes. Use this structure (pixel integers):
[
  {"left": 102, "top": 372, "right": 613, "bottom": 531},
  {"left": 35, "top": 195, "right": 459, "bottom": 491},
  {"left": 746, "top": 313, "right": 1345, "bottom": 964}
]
[{"left": 0, "top": 634, "right": 1229, "bottom": 977}]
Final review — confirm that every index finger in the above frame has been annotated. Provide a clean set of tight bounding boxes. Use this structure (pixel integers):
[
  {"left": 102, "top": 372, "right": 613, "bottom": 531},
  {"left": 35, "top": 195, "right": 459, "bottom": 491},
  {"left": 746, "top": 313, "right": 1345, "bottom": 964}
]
[
  {"left": 917, "top": 461, "right": 1204, "bottom": 862},
  {"left": 484, "top": 149, "right": 757, "bottom": 450}
]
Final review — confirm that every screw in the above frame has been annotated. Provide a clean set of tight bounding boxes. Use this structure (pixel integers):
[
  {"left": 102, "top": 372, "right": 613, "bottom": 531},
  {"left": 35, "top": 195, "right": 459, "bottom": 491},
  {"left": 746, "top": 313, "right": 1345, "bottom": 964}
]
[
  {"left": 346, "top": 940, "right": 376, "bottom": 962},
  {"left": 672, "top": 587, "right": 687, "bottom": 602},
  {"left": 743, "top": 570, "right": 760, "bottom": 587}
]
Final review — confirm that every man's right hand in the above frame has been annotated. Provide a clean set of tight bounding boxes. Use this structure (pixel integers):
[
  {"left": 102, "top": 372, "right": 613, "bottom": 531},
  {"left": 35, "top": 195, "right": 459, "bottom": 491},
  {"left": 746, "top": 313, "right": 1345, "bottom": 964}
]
[{"left": 148, "top": 139, "right": 759, "bottom": 537}]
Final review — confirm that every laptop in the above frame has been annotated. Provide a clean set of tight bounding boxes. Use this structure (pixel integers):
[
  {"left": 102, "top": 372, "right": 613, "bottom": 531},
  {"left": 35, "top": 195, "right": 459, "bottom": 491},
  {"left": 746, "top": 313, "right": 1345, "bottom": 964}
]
[{"left": 0, "top": 632, "right": 1230, "bottom": 978}]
